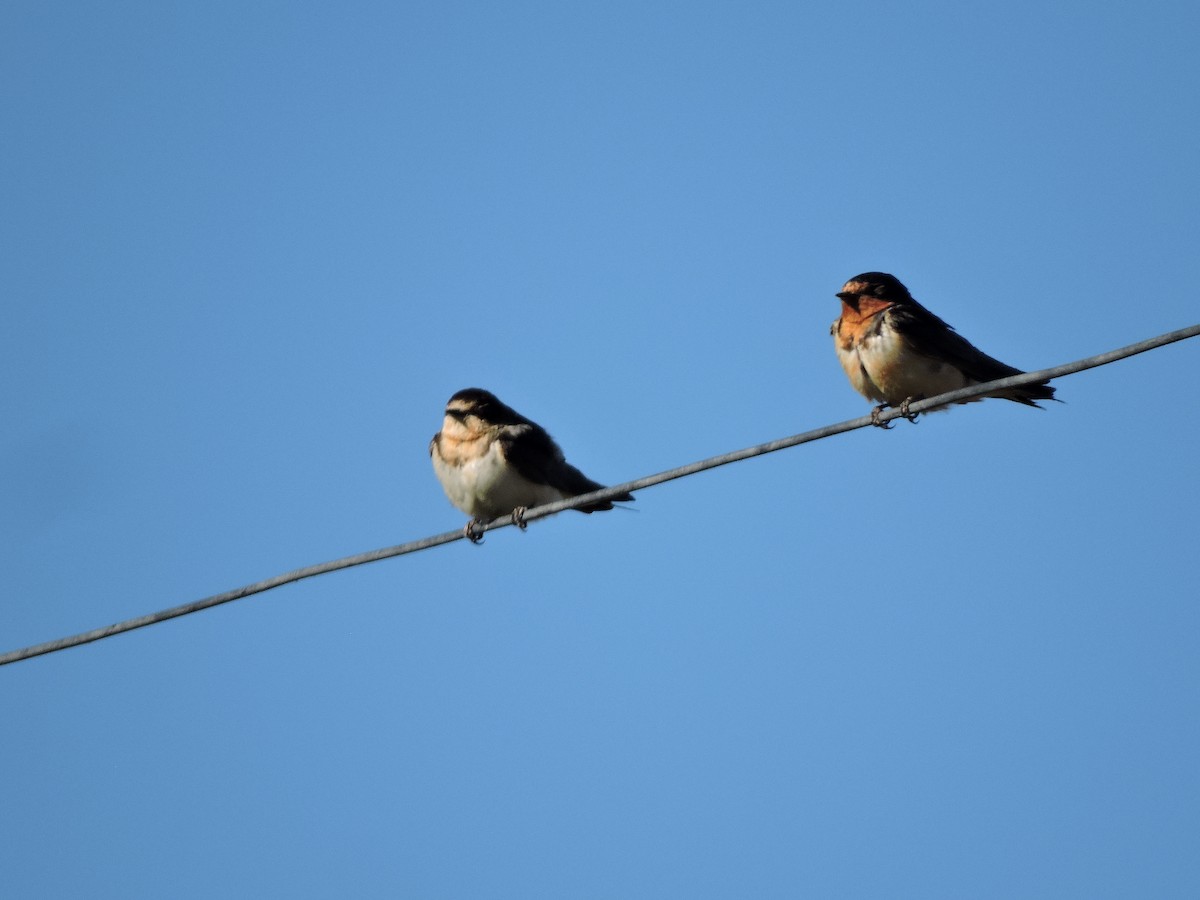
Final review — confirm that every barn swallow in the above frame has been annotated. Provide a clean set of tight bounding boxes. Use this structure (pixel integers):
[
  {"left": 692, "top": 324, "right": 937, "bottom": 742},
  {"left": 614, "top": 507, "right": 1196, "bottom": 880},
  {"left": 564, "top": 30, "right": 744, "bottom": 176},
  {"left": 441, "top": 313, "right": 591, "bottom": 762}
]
[
  {"left": 430, "top": 388, "right": 634, "bottom": 542},
  {"left": 832, "top": 272, "right": 1056, "bottom": 426}
]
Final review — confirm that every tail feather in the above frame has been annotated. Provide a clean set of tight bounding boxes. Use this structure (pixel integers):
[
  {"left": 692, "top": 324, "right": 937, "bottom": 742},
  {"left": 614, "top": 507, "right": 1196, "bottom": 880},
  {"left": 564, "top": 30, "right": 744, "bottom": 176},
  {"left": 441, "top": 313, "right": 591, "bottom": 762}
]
[
  {"left": 560, "top": 465, "right": 634, "bottom": 513},
  {"left": 1000, "top": 379, "right": 1057, "bottom": 408},
  {"left": 575, "top": 489, "right": 636, "bottom": 514}
]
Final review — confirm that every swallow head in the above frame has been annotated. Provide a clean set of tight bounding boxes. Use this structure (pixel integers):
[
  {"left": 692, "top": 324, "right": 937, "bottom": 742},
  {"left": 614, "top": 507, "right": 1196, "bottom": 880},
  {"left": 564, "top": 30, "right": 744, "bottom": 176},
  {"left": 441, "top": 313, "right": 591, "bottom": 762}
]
[
  {"left": 441, "top": 388, "right": 527, "bottom": 436},
  {"left": 836, "top": 272, "right": 914, "bottom": 311}
]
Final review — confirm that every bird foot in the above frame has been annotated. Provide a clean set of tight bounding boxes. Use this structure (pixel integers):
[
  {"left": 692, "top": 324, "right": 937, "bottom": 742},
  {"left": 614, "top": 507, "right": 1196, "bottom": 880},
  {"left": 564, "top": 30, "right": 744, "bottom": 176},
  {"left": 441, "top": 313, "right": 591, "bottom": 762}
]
[
  {"left": 511, "top": 506, "right": 528, "bottom": 531},
  {"left": 464, "top": 519, "right": 485, "bottom": 544},
  {"left": 898, "top": 397, "right": 920, "bottom": 424},
  {"left": 870, "top": 404, "right": 894, "bottom": 429}
]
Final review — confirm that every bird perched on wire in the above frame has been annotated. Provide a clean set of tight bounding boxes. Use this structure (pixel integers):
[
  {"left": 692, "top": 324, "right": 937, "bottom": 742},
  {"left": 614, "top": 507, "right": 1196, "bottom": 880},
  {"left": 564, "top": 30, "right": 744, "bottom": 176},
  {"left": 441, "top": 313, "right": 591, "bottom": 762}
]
[
  {"left": 430, "top": 388, "right": 634, "bottom": 542},
  {"left": 831, "top": 272, "right": 1056, "bottom": 426}
]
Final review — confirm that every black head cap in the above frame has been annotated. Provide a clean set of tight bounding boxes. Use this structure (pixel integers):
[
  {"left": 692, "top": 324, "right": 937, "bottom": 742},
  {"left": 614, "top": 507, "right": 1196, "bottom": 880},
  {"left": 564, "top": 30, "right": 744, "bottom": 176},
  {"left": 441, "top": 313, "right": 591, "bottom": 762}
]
[
  {"left": 448, "top": 387, "right": 500, "bottom": 408},
  {"left": 444, "top": 388, "right": 531, "bottom": 426},
  {"left": 837, "top": 272, "right": 914, "bottom": 303}
]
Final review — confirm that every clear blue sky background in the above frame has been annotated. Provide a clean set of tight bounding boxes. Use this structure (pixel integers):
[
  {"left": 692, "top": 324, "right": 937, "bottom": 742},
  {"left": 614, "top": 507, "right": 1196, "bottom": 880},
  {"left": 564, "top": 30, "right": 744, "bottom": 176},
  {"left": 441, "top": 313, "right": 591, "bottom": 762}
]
[{"left": 3, "top": 1, "right": 1198, "bottom": 897}]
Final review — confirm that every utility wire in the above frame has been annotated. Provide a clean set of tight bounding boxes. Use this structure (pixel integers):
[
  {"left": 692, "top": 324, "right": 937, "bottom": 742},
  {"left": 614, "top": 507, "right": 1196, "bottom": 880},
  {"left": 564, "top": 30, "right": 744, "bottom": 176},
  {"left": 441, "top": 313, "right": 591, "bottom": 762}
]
[{"left": 3, "top": 323, "right": 1198, "bottom": 667}]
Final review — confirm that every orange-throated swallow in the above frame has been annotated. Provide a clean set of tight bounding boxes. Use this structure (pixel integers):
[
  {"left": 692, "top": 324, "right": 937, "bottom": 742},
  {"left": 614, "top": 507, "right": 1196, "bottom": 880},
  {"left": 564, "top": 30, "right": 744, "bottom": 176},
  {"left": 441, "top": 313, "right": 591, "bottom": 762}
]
[
  {"left": 430, "top": 388, "right": 634, "bottom": 542},
  {"left": 832, "top": 272, "right": 1056, "bottom": 426}
]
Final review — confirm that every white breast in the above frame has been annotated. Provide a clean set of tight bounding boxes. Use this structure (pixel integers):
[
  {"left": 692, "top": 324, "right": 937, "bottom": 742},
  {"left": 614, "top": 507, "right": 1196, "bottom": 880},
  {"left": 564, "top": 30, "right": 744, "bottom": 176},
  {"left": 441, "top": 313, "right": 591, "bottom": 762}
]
[
  {"left": 432, "top": 439, "right": 564, "bottom": 520},
  {"left": 856, "top": 321, "right": 975, "bottom": 407}
]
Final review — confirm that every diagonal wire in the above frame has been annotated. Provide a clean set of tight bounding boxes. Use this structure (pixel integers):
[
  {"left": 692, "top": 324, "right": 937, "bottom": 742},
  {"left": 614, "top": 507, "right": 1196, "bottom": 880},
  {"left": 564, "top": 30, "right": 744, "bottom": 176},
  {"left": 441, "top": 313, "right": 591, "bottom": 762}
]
[{"left": 2, "top": 323, "right": 1198, "bottom": 667}]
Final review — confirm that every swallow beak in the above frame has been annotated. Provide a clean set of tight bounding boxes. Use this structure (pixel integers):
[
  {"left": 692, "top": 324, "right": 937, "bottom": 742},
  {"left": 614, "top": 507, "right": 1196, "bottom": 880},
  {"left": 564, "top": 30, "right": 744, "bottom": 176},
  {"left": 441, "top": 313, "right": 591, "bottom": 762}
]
[{"left": 836, "top": 291, "right": 859, "bottom": 311}]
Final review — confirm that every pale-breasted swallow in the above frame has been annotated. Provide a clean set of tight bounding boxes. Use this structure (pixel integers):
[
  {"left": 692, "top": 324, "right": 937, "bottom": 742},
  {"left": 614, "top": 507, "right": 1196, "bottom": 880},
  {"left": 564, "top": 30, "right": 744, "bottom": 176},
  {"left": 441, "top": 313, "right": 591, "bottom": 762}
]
[
  {"left": 430, "top": 388, "right": 634, "bottom": 541},
  {"left": 832, "top": 272, "right": 1056, "bottom": 425}
]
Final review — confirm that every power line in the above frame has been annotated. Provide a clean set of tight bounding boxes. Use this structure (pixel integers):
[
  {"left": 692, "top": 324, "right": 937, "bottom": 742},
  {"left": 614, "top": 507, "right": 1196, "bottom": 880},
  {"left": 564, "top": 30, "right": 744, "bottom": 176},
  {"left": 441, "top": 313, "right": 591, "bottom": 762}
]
[{"left": 2, "top": 323, "right": 1197, "bottom": 667}]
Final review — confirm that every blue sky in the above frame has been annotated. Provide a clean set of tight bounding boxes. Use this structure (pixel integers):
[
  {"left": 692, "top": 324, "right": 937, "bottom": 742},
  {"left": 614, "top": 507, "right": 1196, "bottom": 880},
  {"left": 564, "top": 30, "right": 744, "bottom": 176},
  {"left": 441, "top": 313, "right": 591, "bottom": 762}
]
[{"left": 3, "top": 1, "right": 1199, "bottom": 896}]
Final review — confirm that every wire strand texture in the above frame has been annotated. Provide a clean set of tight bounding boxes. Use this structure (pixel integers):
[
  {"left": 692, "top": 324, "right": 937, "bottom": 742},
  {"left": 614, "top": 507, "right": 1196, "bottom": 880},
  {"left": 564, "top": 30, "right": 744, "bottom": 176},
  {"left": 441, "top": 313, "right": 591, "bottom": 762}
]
[{"left": 3, "top": 323, "right": 1198, "bottom": 667}]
